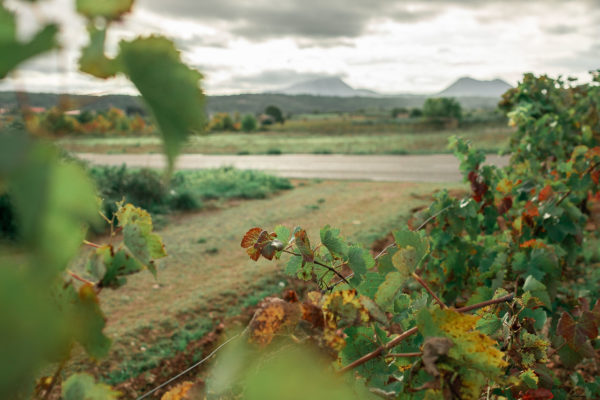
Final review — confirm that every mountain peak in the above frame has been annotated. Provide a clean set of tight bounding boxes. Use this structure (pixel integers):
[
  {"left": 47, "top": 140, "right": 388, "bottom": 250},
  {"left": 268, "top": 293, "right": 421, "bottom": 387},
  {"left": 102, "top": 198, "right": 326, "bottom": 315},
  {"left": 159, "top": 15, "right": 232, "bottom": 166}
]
[
  {"left": 274, "top": 77, "right": 379, "bottom": 97},
  {"left": 438, "top": 77, "right": 512, "bottom": 98}
]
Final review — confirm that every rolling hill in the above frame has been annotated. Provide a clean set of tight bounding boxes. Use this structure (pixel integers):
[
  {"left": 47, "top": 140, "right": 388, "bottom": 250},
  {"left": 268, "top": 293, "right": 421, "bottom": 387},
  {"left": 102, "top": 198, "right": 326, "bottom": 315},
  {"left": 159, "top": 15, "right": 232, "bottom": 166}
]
[
  {"left": 272, "top": 77, "right": 380, "bottom": 97},
  {"left": 438, "top": 77, "right": 512, "bottom": 97}
]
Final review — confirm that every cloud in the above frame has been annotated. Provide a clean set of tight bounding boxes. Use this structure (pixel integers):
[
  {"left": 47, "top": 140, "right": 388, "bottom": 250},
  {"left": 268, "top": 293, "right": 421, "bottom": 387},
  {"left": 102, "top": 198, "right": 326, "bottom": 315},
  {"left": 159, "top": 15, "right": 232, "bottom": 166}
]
[
  {"left": 137, "top": 0, "right": 438, "bottom": 42},
  {"left": 542, "top": 24, "right": 579, "bottom": 35}
]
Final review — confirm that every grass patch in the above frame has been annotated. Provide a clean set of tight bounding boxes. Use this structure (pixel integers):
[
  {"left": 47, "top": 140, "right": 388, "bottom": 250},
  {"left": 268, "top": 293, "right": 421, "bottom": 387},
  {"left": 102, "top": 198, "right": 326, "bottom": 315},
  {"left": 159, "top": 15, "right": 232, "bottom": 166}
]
[
  {"left": 59, "top": 126, "right": 513, "bottom": 156},
  {"left": 90, "top": 165, "right": 293, "bottom": 220}
]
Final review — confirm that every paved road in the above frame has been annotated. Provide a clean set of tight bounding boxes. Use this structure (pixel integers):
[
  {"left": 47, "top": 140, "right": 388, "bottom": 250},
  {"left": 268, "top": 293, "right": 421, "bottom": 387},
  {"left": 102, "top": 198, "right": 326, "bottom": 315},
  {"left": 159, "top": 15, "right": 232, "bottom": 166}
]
[{"left": 77, "top": 153, "right": 509, "bottom": 182}]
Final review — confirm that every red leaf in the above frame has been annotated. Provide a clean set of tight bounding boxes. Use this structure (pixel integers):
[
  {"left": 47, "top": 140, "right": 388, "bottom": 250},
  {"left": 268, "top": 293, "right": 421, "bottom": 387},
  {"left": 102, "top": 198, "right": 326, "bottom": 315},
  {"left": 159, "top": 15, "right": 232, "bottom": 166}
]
[
  {"left": 468, "top": 171, "right": 488, "bottom": 203},
  {"left": 241, "top": 227, "right": 278, "bottom": 261},
  {"left": 538, "top": 185, "right": 553, "bottom": 201},
  {"left": 520, "top": 388, "right": 553, "bottom": 400},
  {"left": 498, "top": 196, "right": 513, "bottom": 215},
  {"left": 520, "top": 239, "right": 546, "bottom": 249},
  {"left": 524, "top": 201, "right": 540, "bottom": 218},
  {"left": 241, "top": 227, "right": 262, "bottom": 248}
]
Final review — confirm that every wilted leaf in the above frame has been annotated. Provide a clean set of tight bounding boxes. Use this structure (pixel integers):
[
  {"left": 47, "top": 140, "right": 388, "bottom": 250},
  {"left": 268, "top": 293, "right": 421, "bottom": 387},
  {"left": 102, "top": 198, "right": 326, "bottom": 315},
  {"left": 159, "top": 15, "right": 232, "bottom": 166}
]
[
  {"left": 118, "top": 36, "right": 205, "bottom": 170},
  {"left": 248, "top": 297, "right": 301, "bottom": 346},
  {"left": 241, "top": 227, "right": 277, "bottom": 261},
  {"left": 293, "top": 227, "right": 314, "bottom": 263},
  {"left": 557, "top": 309, "right": 597, "bottom": 359},
  {"left": 161, "top": 381, "right": 202, "bottom": 400},
  {"left": 62, "top": 373, "right": 119, "bottom": 400},
  {"left": 417, "top": 307, "right": 507, "bottom": 398},
  {"left": 320, "top": 290, "right": 367, "bottom": 351},
  {"left": 422, "top": 337, "right": 454, "bottom": 377}
]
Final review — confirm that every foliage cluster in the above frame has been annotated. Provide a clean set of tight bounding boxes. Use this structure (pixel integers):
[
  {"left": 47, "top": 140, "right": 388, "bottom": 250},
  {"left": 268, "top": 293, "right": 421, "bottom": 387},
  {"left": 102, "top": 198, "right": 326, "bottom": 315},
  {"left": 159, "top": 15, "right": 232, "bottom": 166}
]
[
  {"left": 18, "top": 106, "right": 154, "bottom": 137},
  {"left": 0, "top": 0, "right": 205, "bottom": 398},
  {"left": 206, "top": 71, "right": 600, "bottom": 400}
]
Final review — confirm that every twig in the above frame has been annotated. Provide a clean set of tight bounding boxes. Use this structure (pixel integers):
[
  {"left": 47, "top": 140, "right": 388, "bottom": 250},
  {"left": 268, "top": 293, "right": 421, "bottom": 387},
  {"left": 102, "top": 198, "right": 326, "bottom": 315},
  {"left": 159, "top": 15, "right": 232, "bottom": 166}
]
[
  {"left": 454, "top": 294, "right": 514, "bottom": 313},
  {"left": 338, "top": 294, "right": 514, "bottom": 374},
  {"left": 414, "top": 204, "right": 454, "bottom": 232},
  {"left": 371, "top": 205, "right": 454, "bottom": 262},
  {"left": 338, "top": 327, "right": 419, "bottom": 373},
  {"left": 387, "top": 352, "right": 422, "bottom": 358},
  {"left": 67, "top": 270, "right": 96, "bottom": 286},
  {"left": 83, "top": 240, "right": 102, "bottom": 248},
  {"left": 40, "top": 356, "right": 68, "bottom": 400},
  {"left": 412, "top": 273, "right": 446, "bottom": 309},
  {"left": 282, "top": 249, "right": 351, "bottom": 286}
]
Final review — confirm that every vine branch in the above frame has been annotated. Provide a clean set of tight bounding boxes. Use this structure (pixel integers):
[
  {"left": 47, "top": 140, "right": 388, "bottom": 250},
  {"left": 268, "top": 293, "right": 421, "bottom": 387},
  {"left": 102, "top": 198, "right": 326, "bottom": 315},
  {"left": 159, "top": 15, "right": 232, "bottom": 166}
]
[
  {"left": 338, "top": 294, "right": 514, "bottom": 374},
  {"left": 412, "top": 272, "right": 446, "bottom": 309}
]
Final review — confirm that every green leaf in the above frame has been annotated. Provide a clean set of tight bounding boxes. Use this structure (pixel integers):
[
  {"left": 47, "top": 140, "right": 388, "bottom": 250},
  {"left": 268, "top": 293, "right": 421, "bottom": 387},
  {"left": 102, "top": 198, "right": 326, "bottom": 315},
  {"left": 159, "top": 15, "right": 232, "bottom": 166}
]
[
  {"left": 284, "top": 256, "right": 303, "bottom": 276},
  {"left": 78, "top": 25, "right": 120, "bottom": 78},
  {"left": 320, "top": 225, "right": 348, "bottom": 259},
  {"left": 274, "top": 225, "right": 291, "bottom": 243},
  {"left": 522, "top": 275, "right": 551, "bottom": 308},
  {"left": 374, "top": 272, "right": 404, "bottom": 312},
  {"left": 0, "top": 5, "right": 58, "bottom": 78},
  {"left": 347, "top": 245, "right": 375, "bottom": 278},
  {"left": 392, "top": 230, "right": 430, "bottom": 274},
  {"left": 356, "top": 272, "right": 385, "bottom": 298},
  {"left": 519, "top": 369, "right": 539, "bottom": 389},
  {"left": 475, "top": 314, "right": 503, "bottom": 336},
  {"left": 115, "top": 204, "right": 167, "bottom": 274},
  {"left": 88, "top": 246, "right": 144, "bottom": 288},
  {"left": 7, "top": 143, "right": 99, "bottom": 270},
  {"left": 76, "top": 0, "right": 134, "bottom": 20},
  {"left": 118, "top": 36, "right": 206, "bottom": 170},
  {"left": 62, "top": 373, "right": 119, "bottom": 400}
]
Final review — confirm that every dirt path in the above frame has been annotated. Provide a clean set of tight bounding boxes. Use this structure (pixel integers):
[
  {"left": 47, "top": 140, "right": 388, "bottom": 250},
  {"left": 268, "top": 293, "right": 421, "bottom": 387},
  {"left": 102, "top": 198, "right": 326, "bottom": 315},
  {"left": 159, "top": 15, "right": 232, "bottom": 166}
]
[{"left": 76, "top": 153, "right": 509, "bottom": 182}]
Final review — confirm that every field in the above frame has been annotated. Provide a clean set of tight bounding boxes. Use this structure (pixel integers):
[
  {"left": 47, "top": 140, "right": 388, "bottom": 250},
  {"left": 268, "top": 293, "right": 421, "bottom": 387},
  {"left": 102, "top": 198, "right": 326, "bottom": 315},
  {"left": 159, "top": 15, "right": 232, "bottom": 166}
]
[
  {"left": 68, "top": 179, "right": 463, "bottom": 396},
  {"left": 58, "top": 125, "right": 512, "bottom": 156}
]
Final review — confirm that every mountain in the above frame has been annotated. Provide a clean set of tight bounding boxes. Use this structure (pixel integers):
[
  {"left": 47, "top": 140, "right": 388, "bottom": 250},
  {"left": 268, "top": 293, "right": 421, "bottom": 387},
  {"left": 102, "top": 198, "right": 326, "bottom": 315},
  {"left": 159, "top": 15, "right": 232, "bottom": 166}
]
[
  {"left": 274, "top": 77, "right": 380, "bottom": 97},
  {"left": 438, "top": 77, "right": 512, "bottom": 98}
]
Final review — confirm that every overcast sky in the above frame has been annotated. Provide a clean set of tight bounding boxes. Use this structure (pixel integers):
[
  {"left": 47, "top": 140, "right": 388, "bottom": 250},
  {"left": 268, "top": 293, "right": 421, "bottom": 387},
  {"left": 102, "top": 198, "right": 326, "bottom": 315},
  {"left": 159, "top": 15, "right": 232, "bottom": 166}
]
[{"left": 2, "top": 0, "right": 599, "bottom": 95}]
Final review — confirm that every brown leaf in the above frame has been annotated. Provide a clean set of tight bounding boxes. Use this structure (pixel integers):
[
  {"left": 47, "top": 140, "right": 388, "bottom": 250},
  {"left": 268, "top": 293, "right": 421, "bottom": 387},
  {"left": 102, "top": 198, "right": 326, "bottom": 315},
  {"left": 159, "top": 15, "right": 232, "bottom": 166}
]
[
  {"left": 248, "top": 297, "right": 301, "bottom": 346},
  {"left": 422, "top": 337, "right": 454, "bottom": 377}
]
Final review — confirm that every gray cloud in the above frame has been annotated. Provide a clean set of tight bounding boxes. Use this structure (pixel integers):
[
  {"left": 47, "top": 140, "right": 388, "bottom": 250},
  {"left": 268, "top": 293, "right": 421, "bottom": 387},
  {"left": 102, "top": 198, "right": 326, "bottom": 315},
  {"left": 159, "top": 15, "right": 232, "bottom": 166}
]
[
  {"left": 137, "top": 0, "right": 600, "bottom": 46},
  {"left": 137, "top": 0, "right": 438, "bottom": 42},
  {"left": 542, "top": 24, "right": 579, "bottom": 35}
]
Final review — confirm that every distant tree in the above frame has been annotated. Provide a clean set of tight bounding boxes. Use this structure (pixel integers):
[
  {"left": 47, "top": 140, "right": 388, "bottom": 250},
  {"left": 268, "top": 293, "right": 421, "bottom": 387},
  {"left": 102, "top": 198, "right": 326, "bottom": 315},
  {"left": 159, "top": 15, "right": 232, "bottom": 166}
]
[
  {"left": 391, "top": 107, "right": 407, "bottom": 118},
  {"left": 77, "top": 110, "right": 94, "bottom": 124},
  {"left": 409, "top": 108, "right": 423, "bottom": 118},
  {"left": 422, "top": 97, "right": 462, "bottom": 121},
  {"left": 241, "top": 114, "right": 257, "bottom": 132},
  {"left": 222, "top": 113, "right": 235, "bottom": 131},
  {"left": 265, "top": 105, "right": 284, "bottom": 124}
]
